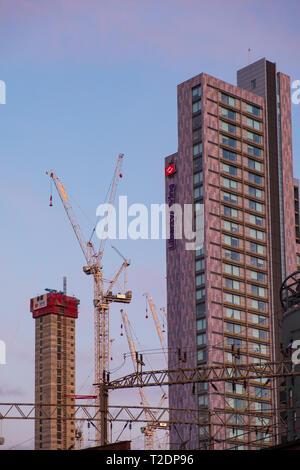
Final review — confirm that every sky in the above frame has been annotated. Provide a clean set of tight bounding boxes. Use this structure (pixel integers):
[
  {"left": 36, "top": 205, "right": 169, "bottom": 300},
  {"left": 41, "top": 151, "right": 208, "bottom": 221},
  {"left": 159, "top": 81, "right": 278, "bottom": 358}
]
[{"left": 0, "top": 0, "right": 300, "bottom": 449}]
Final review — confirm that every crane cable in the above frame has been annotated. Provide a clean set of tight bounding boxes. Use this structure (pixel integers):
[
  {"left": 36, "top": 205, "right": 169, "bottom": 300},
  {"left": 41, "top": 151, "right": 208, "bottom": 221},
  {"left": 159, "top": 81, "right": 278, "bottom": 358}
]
[{"left": 88, "top": 166, "right": 115, "bottom": 244}]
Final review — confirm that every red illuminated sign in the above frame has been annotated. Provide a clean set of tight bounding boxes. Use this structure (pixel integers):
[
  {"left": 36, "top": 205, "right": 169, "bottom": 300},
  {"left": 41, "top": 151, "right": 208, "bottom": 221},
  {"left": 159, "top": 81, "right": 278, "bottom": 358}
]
[{"left": 165, "top": 163, "right": 176, "bottom": 177}]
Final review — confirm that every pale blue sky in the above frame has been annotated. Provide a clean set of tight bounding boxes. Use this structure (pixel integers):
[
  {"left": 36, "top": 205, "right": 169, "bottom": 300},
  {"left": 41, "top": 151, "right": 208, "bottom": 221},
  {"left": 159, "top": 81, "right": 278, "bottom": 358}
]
[{"left": 0, "top": 0, "right": 299, "bottom": 449}]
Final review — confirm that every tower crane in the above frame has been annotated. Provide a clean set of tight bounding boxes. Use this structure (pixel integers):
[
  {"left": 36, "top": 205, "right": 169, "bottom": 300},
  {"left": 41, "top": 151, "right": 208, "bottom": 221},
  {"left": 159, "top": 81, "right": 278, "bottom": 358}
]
[
  {"left": 46, "top": 154, "right": 132, "bottom": 445},
  {"left": 120, "top": 309, "right": 155, "bottom": 449},
  {"left": 120, "top": 309, "right": 169, "bottom": 449},
  {"left": 145, "top": 393, "right": 169, "bottom": 450},
  {"left": 143, "top": 295, "right": 169, "bottom": 448}
]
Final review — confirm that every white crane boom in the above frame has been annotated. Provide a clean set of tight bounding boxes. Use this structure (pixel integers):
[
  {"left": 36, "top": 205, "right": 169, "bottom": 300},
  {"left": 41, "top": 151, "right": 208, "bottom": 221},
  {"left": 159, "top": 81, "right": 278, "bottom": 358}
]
[
  {"left": 120, "top": 310, "right": 151, "bottom": 409},
  {"left": 144, "top": 294, "right": 168, "bottom": 365},
  {"left": 105, "top": 260, "right": 130, "bottom": 297},
  {"left": 46, "top": 170, "right": 96, "bottom": 266},
  {"left": 98, "top": 154, "right": 124, "bottom": 260},
  {"left": 111, "top": 244, "right": 130, "bottom": 292}
]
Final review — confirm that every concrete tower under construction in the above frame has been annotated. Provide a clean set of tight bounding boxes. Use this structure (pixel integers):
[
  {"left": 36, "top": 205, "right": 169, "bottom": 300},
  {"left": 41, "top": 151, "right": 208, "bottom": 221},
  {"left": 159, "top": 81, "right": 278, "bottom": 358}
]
[{"left": 30, "top": 287, "right": 79, "bottom": 450}]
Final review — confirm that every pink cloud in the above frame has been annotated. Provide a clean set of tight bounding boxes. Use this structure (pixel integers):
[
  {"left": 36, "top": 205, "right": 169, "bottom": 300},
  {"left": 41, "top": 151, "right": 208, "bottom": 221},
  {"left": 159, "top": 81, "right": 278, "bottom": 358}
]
[{"left": 0, "top": 0, "right": 299, "bottom": 67}]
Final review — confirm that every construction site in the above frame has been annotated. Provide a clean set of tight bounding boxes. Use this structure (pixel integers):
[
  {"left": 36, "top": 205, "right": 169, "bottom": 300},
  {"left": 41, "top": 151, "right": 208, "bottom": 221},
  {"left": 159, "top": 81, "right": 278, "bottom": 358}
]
[
  {"left": 0, "top": 154, "right": 173, "bottom": 451},
  {"left": 0, "top": 148, "right": 300, "bottom": 451}
]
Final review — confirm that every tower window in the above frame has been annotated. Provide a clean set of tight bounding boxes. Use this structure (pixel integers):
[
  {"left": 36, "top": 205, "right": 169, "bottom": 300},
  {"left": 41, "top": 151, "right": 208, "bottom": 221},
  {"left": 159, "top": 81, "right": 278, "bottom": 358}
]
[{"left": 221, "top": 93, "right": 235, "bottom": 107}]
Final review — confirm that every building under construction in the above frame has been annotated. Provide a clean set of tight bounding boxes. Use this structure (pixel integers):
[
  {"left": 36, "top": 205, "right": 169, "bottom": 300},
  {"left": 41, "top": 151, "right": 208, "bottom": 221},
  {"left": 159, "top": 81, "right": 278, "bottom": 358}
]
[{"left": 30, "top": 286, "right": 79, "bottom": 450}]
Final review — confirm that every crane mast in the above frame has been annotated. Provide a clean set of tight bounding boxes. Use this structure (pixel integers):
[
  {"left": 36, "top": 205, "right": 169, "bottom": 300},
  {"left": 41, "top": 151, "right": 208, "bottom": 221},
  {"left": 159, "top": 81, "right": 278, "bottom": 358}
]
[{"left": 46, "top": 154, "right": 131, "bottom": 446}]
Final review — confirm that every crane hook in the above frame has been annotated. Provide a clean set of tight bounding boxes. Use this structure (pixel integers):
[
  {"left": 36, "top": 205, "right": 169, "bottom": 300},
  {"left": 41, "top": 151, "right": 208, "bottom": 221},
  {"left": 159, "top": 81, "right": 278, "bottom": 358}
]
[{"left": 49, "top": 178, "right": 53, "bottom": 207}]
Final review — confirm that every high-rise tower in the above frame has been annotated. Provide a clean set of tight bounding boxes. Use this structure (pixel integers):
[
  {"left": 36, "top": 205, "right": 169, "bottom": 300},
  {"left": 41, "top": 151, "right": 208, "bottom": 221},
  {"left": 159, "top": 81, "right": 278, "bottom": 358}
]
[
  {"left": 165, "top": 58, "right": 297, "bottom": 450},
  {"left": 30, "top": 288, "right": 79, "bottom": 450}
]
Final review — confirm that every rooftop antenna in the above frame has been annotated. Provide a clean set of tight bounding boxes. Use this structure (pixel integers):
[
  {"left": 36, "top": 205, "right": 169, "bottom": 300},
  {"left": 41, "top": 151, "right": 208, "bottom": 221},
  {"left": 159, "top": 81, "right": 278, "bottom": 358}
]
[
  {"left": 248, "top": 48, "right": 251, "bottom": 65},
  {"left": 63, "top": 276, "right": 67, "bottom": 295}
]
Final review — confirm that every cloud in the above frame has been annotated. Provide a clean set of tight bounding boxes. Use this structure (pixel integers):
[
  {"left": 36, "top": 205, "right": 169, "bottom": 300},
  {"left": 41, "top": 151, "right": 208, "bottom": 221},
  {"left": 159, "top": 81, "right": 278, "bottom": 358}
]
[
  {"left": 0, "top": 385, "right": 24, "bottom": 397},
  {"left": 0, "top": 0, "right": 299, "bottom": 67}
]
